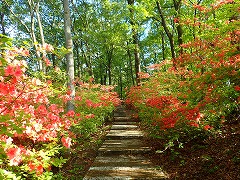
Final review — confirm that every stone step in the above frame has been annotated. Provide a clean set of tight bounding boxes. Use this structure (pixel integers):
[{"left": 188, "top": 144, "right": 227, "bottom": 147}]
[
  {"left": 84, "top": 167, "right": 167, "bottom": 180},
  {"left": 106, "top": 130, "right": 144, "bottom": 140},
  {"left": 111, "top": 124, "right": 138, "bottom": 130},
  {"left": 114, "top": 117, "right": 137, "bottom": 122},
  {"left": 113, "top": 113, "right": 127, "bottom": 117},
  {"left": 90, "top": 155, "right": 152, "bottom": 167},
  {"left": 114, "top": 108, "right": 126, "bottom": 113},
  {"left": 115, "top": 106, "right": 125, "bottom": 110},
  {"left": 113, "top": 122, "right": 138, "bottom": 125},
  {"left": 114, "top": 109, "right": 126, "bottom": 112},
  {"left": 83, "top": 155, "right": 168, "bottom": 179},
  {"left": 98, "top": 139, "right": 151, "bottom": 155},
  {"left": 83, "top": 105, "right": 168, "bottom": 179}
]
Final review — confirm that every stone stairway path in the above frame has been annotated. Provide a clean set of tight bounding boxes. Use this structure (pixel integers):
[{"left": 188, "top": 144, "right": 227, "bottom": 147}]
[{"left": 83, "top": 105, "right": 168, "bottom": 179}]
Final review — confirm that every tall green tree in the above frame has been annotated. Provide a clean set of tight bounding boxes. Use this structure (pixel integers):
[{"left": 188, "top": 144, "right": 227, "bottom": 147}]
[
  {"left": 63, "top": 0, "right": 75, "bottom": 111},
  {"left": 127, "top": 0, "right": 141, "bottom": 86}
]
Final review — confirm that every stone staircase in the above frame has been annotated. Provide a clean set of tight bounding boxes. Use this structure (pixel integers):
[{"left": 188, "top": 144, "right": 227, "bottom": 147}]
[{"left": 83, "top": 105, "right": 168, "bottom": 179}]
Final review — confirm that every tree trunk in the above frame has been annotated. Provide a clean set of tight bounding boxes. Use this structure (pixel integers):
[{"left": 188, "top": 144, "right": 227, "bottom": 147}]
[
  {"left": 100, "top": 63, "right": 104, "bottom": 85},
  {"left": 74, "top": 41, "right": 82, "bottom": 78},
  {"left": 173, "top": 0, "right": 183, "bottom": 55},
  {"left": 80, "top": 40, "right": 93, "bottom": 77},
  {"left": 119, "top": 67, "right": 123, "bottom": 99},
  {"left": 106, "top": 48, "right": 113, "bottom": 85},
  {"left": 156, "top": 1, "right": 176, "bottom": 68},
  {"left": 63, "top": 0, "right": 75, "bottom": 112},
  {"left": 161, "top": 32, "right": 165, "bottom": 60},
  {"left": 36, "top": 1, "right": 46, "bottom": 73},
  {"left": 27, "top": 0, "right": 43, "bottom": 71},
  {"left": 127, "top": 42, "right": 135, "bottom": 85},
  {"left": 30, "top": 12, "right": 43, "bottom": 71},
  {"left": 127, "top": 0, "right": 141, "bottom": 86},
  {"left": 0, "top": 13, "right": 6, "bottom": 35},
  {"left": 52, "top": 54, "right": 56, "bottom": 67},
  {"left": 104, "top": 68, "right": 107, "bottom": 85}
]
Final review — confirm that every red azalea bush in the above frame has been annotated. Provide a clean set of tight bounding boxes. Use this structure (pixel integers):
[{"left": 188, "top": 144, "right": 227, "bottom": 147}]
[
  {"left": 0, "top": 36, "right": 77, "bottom": 179},
  {"left": 126, "top": 2, "right": 239, "bottom": 150},
  {"left": 0, "top": 35, "right": 121, "bottom": 179},
  {"left": 69, "top": 83, "right": 121, "bottom": 138}
]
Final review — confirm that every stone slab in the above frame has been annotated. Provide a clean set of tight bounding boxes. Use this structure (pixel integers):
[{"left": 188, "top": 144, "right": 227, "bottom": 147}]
[
  {"left": 84, "top": 105, "right": 168, "bottom": 179},
  {"left": 90, "top": 155, "right": 153, "bottom": 167},
  {"left": 111, "top": 124, "right": 138, "bottom": 130},
  {"left": 113, "top": 114, "right": 127, "bottom": 117},
  {"left": 84, "top": 166, "right": 167, "bottom": 179},
  {"left": 98, "top": 139, "right": 151, "bottom": 155},
  {"left": 114, "top": 117, "right": 132, "bottom": 121},
  {"left": 84, "top": 155, "right": 168, "bottom": 179},
  {"left": 106, "top": 130, "right": 144, "bottom": 140},
  {"left": 113, "top": 122, "right": 138, "bottom": 125}
]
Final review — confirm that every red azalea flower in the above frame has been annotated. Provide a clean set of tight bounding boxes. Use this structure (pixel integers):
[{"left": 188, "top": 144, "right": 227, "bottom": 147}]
[
  {"left": 85, "top": 114, "right": 95, "bottom": 119},
  {"left": 36, "top": 164, "right": 44, "bottom": 175},
  {"left": 66, "top": 110, "right": 75, "bottom": 117},
  {"left": 44, "top": 58, "right": 51, "bottom": 66},
  {"left": 61, "top": 137, "right": 72, "bottom": 148},
  {"left": 28, "top": 161, "right": 36, "bottom": 171},
  {"left": 7, "top": 148, "right": 22, "bottom": 166},
  {"left": 234, "top": 86, "right": 240, "bottom": 91},
  {"left": 7, "top": 148, "right": 18, "bottom": 160},
  {"left": 204, "top": 125, "right": 213, "bottom": 130},
  {"left": 5, "top": 65, "right": 14, "bottom": 76},
  {"left": 14, "top": 65, "right": 23, "bottom": 77}
]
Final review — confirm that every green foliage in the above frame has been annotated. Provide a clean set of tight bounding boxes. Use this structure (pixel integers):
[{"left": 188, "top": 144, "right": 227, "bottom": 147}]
[
  {"left": 126, "top": 0, "right": 240, "bottom": 154},
  {"left": 0, "top": 35, "right": 121, "bottom": 179}
]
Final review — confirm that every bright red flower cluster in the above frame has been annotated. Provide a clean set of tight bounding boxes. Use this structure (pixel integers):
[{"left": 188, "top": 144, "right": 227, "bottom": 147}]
[
  {"left": 1, "top": 41, "right": 122, "bottom": 179},
  {"left": 61, "top": 137, "right": 72, "bottom": 148},
  {"left": 7, "top": 148, "right": 22, "bottom": 166},
  {"left": 0, "top": 48, "right": 77, "bottom": 178},
  {"left": 146, "top": 96, "right": 179, "bottom": 110}
]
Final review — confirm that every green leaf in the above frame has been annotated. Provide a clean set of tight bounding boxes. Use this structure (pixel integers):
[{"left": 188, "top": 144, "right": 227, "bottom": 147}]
[{"left": 51, "top": 157, "right": 67, "bottom": 167}]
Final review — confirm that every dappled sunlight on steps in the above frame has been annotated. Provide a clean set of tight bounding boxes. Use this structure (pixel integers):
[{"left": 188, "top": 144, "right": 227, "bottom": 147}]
[{"left": 83, "top": 104, "right": 169, "bottom": 179}]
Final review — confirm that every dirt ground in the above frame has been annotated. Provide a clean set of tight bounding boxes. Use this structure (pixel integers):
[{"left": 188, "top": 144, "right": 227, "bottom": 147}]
[{"left": 145, "top": 119, "right": 240, "bottom": 180}]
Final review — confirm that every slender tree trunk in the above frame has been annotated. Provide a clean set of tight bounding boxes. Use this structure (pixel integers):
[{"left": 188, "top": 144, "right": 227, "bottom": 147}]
[
  {"left": 173, "top": 0, "right": 183, "bottom": 55},
  {"left": 85, "top": 55, "right": 93, "bottom": 77},
  {"left": 133, "top": 40, "right": 141, "bottom": 85},
  {"left": 100, "top": 63, "right": 103, "bottom": 85},
  {"left": 52, "top": 54, "right": 56, "bottom": 67},
  {"left": 108, "top": 60, "right": 112, "bottom": 85},
  {"left": 27, "top": 0, "right": 43, "bottom": 71},
  {"left": 119, "top": 67, "right": 123, "bottom": 99},
  {"left": 161, "top": 32, "right": 165, "bottom": 60},
  {"left": 80, "top": 41, "right": 93, "bottom": 77},
  {"left": 36, "top": 1, "right": 45, "bottom": 47},
  {"left": 127, "top": 0, "right": 141, "bottom": 86},
  {"left": 193, "top": 8, "right": 197, "bottom": 40},
  {"left": 4, "top": 0, "right": 43, "bottom": 70},
  {"left": 191, "top": 0, "right": 203, "bottom": 40},
  {"left": 30, "top": 13, "right": 43, "bottom": 71},
  {"left": 36, "top": 1, "right": 46, "bottom": 73},
  {"left": 74, "top": 41, "right": 82, "bottom": 78},
  {"left": 0, "top": 12, "right": 6, "bottom": 57},
  {"left": 0, "top": 13, "right": 6, "bottom": 35},
  {"left": 104, "top": 68, "right": 107, "bottom": 85},
  {"left": 156, "top": 1, "right": 176, "bottom": 68},
  {"left": 63, "top": 0, "right": 75, "bottom": 112},
  {"left": 106, "top": 48, "right": 113, "bottom": 85},
  {"left": 127, "top": 42, "right": 135, "bottom": 85}
]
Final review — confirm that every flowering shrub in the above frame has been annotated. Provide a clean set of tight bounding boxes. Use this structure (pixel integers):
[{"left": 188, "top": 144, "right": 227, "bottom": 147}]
[
  {"left": 70, "top": 82, "right": 121, "bottom": 138},
  {"left": 0, "top": 35, "right": 121, "bottom": 179},
  {"left": 0, "top": 36, "right": 76, "bottom": 179},
  {"left": 126, "top": 2, "right": 239, "bottom": 151}
]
